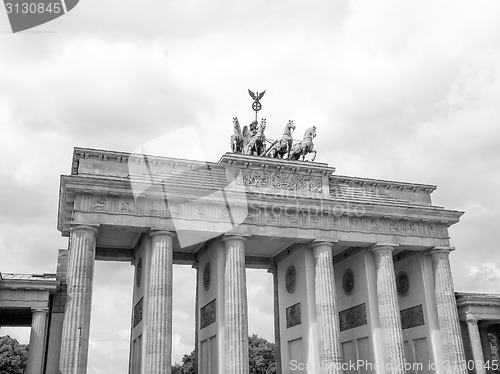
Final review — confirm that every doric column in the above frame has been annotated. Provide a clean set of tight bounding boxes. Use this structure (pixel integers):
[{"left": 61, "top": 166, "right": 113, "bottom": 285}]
[
  {"left": 193, "top": 262, "right": 199, "bottom": 374},
  {"left": 312, "top": 241, "right": 342, "bottom": 374},
  {"left": 25, "top": 308, "right": 49, "bottom": 374},
  {"left": 466, "top": 313, "right": 486, "bottom": 374},
  {"left": 267, "top": 265, "right": 282, "bottom": 374},
  {"left": 371, "top": 244, "right": 405, "bottom": 374},
  {"left": 222, "top": 235, "right": 249, "bottom": 374},
  {"left": 59, "top": 225, "right": 98, "bottom": 374},
  {"left": 429, "top": 247, "right": 467, "bottom": 374},
  {"left": 145, "top": 230, "right": 175, "bottom": 374}
]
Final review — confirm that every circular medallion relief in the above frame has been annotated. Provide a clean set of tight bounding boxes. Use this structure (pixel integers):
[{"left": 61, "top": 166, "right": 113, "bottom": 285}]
[
  {"left": 203, "top": 262, "right": 211, "bottom": 291},
  {"left": 342, "top": 269, "right": 355, "bottom": 295},
  {"left": 396, "top": 271, "right": 410, "bottom": 296},
  {"left": 136, "top": 257, "right": 142, "bottom": 288},
  {"left": 285, "top": 266, "right": 296, "bottom": 294}
]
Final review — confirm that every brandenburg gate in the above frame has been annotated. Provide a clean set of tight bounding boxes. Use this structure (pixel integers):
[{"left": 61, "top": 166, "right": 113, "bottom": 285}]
[{"left": 44, "top": 142, "right": 468, "bottom": 374}]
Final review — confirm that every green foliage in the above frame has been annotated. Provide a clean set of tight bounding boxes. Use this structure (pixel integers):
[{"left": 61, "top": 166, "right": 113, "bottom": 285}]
[
  {"left": 248, "top": 334, "right": 276, "bottom": 374},
  {"left": 0, "top": 335, "right": 28, "bottom": 374},
  {"left": 172, "top": 350, "right": 195, "bottom": 374},
  {"left": 172, "top": 334, "right": 276, "bottom": 374}
]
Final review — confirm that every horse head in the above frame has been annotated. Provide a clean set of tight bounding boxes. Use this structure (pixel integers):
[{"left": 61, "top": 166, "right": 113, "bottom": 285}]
[
  {"left": 232, "top": 117, "right": 240, "bottom": 130},
  {"left": 304, "top": 126, "right": 317, "bottom": 140},
  {"left": 284, "top": 120, "right": 295, "bottom": 135}
]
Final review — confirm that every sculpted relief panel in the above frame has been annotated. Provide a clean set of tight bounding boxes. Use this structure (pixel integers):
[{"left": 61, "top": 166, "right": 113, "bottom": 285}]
[
  {"left": 75, "top": 194, "right": 449, "bottom": 241},
  {"left": 235, "top": 170, "right": 323, "bottom": 193}
]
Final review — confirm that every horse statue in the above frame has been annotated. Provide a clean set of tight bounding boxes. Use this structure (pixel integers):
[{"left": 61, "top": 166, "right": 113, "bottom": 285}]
[
  {"left": 267, "top": 120, "right": 296, "bottom": 159},
  {"left": 230, "top": 117, "right": 244, "bottom": 153},
  {"left": 289, "top": 126, "right": 317, "bottom": 161},
  {"left": 244, "top": 118, "right": 267, "bottom": 156}
]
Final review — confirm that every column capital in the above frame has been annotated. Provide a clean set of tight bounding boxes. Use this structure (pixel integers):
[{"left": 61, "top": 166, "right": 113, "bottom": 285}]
[
  {"left": 149, "top": 230, "right": 175, "bottom": 238},
  {"left": 370, "top": 243, "right": 398, "bottom": 253},
  {"left": 69, "top": 225, "right": 99, "bottom": 234},
  {"left": 310, "top": 240, "right": 338, "bottom": 249},
  {"left": 428, "top": 246, "right": 455, "bottom": 256},
  {"left": 466, "top": 312, "right": 479, "bottom": 324},
  {"left": 267, "top": 264, "right": 278, "bottom": 276},
  {"left": 221, "top": 234, "right": 247, "bottom": 243},
  {"left": 31, "top": 308, "right": 49, "bottom": 314}
]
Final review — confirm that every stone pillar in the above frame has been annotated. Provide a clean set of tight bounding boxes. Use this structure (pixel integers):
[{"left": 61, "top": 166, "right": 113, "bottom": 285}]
[
  {"left": 312, "top": 241, "right": 342, "bottom": 374},
  {"left": 466, "top": 314, "right": 487, "bottom": 374},
  {"left": 268, "top": 265, "right": 282, "bottom": 374},
  {"left": 371, "top": 244, "right": 406, "bottom": 374},
  {"left": 429, "top": 247, "right": 467, "bottom": 374},
  {"left": 59, "top": 225, "right": 98, "bottom": 374},
  {"left": 25, "top": 308, "right": 49, "bottom": 374},
  {"left": 193, "top": 262, "right": 199, "bottom": 374},
  {"left": 222, "top": 235, "right": 249, "bottom": 374},
  {"left": 145, "top": 230, "right": 175, "bottom": 374}
]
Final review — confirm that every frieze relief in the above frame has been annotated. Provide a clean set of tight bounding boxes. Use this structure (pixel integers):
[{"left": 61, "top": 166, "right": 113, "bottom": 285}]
[
  {"left": 77, "top": 196, "right": 449, "bottom": 240},
  {"left": 94, "top": 198, "right": 106, "bottom": 209},
  {"left": 235, "top": 170, "right": 323, "bottom": 193},
  {"left": 120, "top": 202, "right": 133, "bottom": 212}
]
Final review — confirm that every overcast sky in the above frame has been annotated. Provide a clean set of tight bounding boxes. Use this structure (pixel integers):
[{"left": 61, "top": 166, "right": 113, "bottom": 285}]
[{"left": 1, "top": 0, "right": 500, "bottom": 372}]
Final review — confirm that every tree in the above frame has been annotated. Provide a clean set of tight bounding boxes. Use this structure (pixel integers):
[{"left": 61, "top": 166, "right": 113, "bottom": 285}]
[
  {"left": 172, "top": 350, "right": 195, "bottom": 374},
  {"left": 248, "top": 334, "right": 276, "bottom": 374},
  {"left": 173, "top": 335, "right": 276, "bottom": 374},
  {"left": 0, "top": 335, "right": 28, "bottom": 374}
]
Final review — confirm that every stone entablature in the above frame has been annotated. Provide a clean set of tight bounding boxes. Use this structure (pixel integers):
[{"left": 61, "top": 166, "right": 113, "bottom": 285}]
[
  {"left": 58, "top": 148, "right": 463, "bottom": 248},
  {"left": 456, "top": 293, "right": 500, "bottom": 322},
  {"left": 0, "top": 273, "right": 59, "bottom": 309},
  {"left": 61, "top": 182, "right": 457, "bottom": 243}
]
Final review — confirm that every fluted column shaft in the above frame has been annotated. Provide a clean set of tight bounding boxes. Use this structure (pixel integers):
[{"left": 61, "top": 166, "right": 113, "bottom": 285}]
[
  {"left": 430, "top": 248, "right": 467, "bottom": 374},
  {"left": 372, "top": 245, "right": 406, "bottom": 374},
  {"left": 59, "top": 225, "right": 98, "bottom": 374},
  {"left": 193, "top": 262, "right": 199, "bottom": 374},
  {"left": 223, "top": 235, "right": 249, "bottom": 374},
  {"left": 466, "top": 314, "right": 486, "bottom": 374},
  {"left": 312, "top": 241, "right": 343, "bottom": 374},
  {"left": 145, "top": 230, "right": 175, "bottom": 374},
  {"left": 25, "top": 308, "right": 49, "bottom": 374},
  {"left": 268, "top": 265, "right": 282, "bottom": 374}
]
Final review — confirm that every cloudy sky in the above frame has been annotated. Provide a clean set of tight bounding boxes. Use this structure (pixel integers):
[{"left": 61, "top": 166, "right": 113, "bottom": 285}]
[{"left": 1, "top": 0, "right": 500, "bottom": 372}]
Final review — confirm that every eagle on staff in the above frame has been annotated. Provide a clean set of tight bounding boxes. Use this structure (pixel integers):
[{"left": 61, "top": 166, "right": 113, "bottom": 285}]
[
  {"left": 248, "top": 89, "right": 266, "bottom": 120},
  {"left": 248, "top": 89, "right": 266, "bottom": 102}
]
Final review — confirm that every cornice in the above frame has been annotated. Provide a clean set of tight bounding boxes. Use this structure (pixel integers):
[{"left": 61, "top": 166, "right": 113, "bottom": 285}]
[
  {"left": 331, "top": 175, "right": 437, "bottom": 193},
  {"left": 72, "top": 147, "right": 219, "bottom": 176},
  {"left": 218, "top": 152, "right": 336, "bottom": 176},
  {"left": 0, "top": 278, "right": 60, "bottom": 294}
]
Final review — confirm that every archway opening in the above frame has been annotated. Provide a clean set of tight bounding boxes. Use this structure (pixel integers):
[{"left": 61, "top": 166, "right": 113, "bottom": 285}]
[
  {"left": 247, "top": 268, "right": 276, "bottom": 371},
  {"left": 88, "top": 261, "right": 134, "bottom": 374}
]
